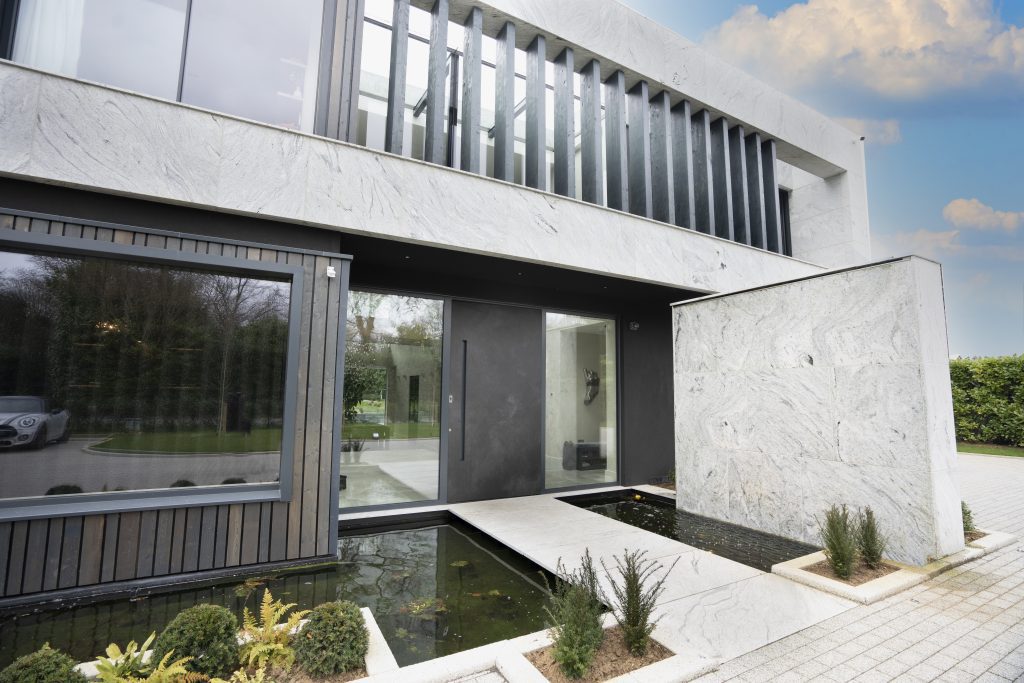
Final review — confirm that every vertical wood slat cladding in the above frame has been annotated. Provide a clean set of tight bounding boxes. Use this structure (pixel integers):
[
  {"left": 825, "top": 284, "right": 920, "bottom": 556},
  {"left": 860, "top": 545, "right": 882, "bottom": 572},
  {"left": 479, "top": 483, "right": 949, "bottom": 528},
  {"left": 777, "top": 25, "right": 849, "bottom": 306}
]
[{"left": 0, "top": 212, "right": 347, "bottom": 598}]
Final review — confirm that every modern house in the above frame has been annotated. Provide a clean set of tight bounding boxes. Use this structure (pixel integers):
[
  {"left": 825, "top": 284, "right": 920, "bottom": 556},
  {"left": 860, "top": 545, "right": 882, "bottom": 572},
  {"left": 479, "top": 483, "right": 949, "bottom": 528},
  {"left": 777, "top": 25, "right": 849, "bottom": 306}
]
[{"left": 0, "top": 0, "right": 899, "bottom": 602}]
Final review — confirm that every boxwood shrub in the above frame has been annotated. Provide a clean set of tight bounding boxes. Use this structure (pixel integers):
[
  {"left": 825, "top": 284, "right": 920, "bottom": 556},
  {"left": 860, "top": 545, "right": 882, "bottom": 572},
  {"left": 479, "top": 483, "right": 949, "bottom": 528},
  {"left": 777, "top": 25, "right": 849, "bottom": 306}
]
[
  {"left": 151, "top": 604, "right": 239, "bottom": 678},
  {"left": 0, "top": 644, "right": 86, "bottom": 683},
  {"left": 950, "top": 355, "right": 1024, "bottom": 447},
  {"left": 294, "top": 600, "right": 368, "bottom": 676}
]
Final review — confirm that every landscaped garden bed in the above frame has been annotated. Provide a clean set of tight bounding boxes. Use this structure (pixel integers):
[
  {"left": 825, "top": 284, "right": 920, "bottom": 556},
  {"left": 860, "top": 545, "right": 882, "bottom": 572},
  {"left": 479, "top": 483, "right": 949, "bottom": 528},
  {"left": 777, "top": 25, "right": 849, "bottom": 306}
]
[
  {"left": 774, "top": 501, "right": 1015, "bottom": 604},
  {"left": 525, "top": 625, "right": 672, "bottom": 683}
]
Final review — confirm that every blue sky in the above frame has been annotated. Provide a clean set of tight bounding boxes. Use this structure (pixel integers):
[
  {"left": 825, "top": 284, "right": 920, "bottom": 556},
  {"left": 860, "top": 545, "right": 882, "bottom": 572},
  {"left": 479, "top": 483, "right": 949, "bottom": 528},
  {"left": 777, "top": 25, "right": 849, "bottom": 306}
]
[{"left": 621, "top": 0, "right": 1024, "bottom": 358}]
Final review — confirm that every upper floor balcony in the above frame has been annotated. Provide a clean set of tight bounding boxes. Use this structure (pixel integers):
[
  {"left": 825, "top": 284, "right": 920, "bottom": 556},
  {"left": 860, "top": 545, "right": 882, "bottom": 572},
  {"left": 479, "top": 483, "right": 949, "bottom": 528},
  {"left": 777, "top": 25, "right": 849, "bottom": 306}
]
[{"left": 0, "top": 0, "right": 870, "bottom": 292}]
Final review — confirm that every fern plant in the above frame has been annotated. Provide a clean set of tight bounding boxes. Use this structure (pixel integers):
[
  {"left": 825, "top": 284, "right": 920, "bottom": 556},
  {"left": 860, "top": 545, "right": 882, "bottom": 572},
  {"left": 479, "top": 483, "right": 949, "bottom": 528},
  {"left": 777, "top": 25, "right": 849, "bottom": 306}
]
[
  {"left": 211, "top": 665, "right": 271, "bottom": 683},
  {"left": 132, "top": 651, "right": 206, "bottom": 683},
  {"left": 239, "top": 589, "right": 310, "bottom": 671},
  {"left": 95, "top": 632, "right": 156, "bottom": 682}
]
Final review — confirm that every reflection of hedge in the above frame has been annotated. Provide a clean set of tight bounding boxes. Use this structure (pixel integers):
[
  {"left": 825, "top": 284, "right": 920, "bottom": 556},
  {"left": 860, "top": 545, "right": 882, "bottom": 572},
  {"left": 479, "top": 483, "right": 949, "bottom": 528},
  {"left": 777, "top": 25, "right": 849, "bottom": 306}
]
[{"left": 950, "top": 356, "right": 1024, "bottom": 447}]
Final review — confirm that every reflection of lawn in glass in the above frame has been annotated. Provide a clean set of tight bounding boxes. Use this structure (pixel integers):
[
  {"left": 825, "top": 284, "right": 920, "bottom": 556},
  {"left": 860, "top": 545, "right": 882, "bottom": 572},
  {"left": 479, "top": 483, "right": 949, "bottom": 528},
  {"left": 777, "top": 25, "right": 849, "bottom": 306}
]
[
  {"left": 92, "top": 428, "right": 282, "bottom": 454},
  {"left": 342, "top": 422, "right": 440, "bottom": 440}
]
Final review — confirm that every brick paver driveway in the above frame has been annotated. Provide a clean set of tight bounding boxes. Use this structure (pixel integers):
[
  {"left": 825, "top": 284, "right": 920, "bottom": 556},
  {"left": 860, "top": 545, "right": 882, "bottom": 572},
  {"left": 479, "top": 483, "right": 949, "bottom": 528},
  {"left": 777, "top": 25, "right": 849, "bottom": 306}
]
[{"left": 698, "top": 453, "right": 1024, "bottom": 682}]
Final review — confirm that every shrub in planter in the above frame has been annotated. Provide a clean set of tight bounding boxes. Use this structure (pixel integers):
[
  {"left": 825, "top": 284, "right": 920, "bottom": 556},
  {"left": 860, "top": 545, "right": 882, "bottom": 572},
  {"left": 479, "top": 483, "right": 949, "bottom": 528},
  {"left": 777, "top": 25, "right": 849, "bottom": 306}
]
[
  {"left": 151, "top": 604, "right": 239, "bottom": 679},
  {"left": 857, "top": 507, "right": 887, "bottom": 569},
  {"left": 0, "top": 643, "right": 86, "bottom": 683},
  {"left": 293, "top": 600, "right": 368, "bottom": 676},
  {"left": 962, "top": 500, "right": 976, "bottom": 534},
  {"left": 545, "top": 550, "right": 605, "bottom": 679},
  {"left": 819, "top": 504, "right": 858, "bottom": 579},
  {"left": 602, "top": 550, "right": 678, "bottom": 657}
]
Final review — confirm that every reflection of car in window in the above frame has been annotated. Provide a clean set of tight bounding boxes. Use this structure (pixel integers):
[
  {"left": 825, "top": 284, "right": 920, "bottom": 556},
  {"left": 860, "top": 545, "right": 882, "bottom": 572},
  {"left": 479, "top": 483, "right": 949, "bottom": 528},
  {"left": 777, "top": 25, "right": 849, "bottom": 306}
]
[{"left": 0, "top": 396, "right": 71, "bottom": 450}]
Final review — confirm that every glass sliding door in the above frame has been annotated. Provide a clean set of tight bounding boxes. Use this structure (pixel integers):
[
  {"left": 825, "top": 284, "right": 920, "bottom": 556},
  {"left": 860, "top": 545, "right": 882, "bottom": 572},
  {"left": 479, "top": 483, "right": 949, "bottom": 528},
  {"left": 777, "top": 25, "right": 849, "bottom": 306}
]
[
  {"left": 544, "top": 313, "right": 617, "bottom": 489},
  {"left": 340, "top": 291, "right": 444, "bottom": 508}
]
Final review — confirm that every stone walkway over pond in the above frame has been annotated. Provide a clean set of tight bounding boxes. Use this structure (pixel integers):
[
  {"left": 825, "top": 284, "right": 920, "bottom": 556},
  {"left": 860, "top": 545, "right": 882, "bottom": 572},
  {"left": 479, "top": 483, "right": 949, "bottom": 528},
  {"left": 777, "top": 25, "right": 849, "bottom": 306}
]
[{"left": 695, "top": 452, "right": 1024, "bottom": 682}]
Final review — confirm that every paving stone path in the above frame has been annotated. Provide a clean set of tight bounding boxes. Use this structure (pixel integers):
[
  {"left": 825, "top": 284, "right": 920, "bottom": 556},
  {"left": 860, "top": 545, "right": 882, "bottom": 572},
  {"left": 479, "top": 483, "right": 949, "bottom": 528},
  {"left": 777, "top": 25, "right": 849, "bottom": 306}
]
[{"left": 696, "top": 453, "right": 1024, "bottom": 682}]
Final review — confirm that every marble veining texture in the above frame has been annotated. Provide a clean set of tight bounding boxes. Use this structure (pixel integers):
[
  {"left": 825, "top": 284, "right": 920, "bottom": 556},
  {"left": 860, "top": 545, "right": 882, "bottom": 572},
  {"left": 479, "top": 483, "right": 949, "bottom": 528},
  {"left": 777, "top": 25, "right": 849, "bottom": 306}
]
[
  {"left": 0, "top": 62, "right": 825, "bottom": 295},
  {"left": 673, "top": 257, "right": 963, "bottom": 565}
]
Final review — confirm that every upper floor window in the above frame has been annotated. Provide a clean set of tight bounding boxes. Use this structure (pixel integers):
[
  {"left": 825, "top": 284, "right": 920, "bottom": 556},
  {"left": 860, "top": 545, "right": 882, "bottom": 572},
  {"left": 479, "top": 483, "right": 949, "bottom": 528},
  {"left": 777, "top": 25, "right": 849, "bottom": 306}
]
[{"left": 11, "top": 0, "right": 324, "bottom": 132}]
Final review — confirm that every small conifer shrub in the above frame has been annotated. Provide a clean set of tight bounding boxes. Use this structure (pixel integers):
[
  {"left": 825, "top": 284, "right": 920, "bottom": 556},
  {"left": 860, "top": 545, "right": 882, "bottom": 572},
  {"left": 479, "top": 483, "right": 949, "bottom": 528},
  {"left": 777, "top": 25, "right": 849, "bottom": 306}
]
[{"left": 819, "top": 504, "right": 858, "bottom": 579}]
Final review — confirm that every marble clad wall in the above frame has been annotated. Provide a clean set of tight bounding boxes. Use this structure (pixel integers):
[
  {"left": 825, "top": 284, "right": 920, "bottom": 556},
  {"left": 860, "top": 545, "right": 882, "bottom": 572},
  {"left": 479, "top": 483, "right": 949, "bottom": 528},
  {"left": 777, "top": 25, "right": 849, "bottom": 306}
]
[{"left": 672, "top": 257, "right": 963, "bottom": 565}]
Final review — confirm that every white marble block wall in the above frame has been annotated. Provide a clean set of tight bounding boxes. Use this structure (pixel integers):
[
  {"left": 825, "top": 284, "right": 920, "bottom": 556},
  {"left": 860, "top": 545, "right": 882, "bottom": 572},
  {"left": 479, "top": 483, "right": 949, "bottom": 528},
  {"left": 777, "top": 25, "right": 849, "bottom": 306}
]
[{"left": 672, "top": 257, "right": 963, "bottom": 566}]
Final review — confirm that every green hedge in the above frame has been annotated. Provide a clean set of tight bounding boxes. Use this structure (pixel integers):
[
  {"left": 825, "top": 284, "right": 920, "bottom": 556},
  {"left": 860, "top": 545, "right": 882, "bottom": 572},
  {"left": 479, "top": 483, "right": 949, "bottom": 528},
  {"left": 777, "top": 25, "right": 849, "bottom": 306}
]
[{"left": 950, "top": 355, "right": 1024, "bottom": 447}]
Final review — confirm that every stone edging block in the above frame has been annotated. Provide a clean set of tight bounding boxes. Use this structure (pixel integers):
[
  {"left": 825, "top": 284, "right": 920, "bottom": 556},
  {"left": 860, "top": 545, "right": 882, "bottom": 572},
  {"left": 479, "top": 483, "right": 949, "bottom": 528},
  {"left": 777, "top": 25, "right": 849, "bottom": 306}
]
[{"left": 772, "top": 530, "right": 1016, "bottom": 605}]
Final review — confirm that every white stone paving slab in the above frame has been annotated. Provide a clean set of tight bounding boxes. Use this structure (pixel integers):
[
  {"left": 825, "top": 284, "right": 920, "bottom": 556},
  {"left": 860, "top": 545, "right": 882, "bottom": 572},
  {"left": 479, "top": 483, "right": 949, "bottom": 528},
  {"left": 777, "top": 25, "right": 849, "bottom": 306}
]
[
  {"left": 450, "top": 491, "right": 856, "bottom": 665},
  {"left": 653, "top": 573, "right": 854, "bottom": 662}
]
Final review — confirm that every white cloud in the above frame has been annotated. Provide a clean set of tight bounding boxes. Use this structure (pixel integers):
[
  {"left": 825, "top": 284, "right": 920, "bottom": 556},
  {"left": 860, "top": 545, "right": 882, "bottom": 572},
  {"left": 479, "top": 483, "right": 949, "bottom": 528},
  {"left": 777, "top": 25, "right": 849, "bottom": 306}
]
[
  {"left": 834, "top": 118, "right": 902, "bottom": 145},
  {"left": 872, "top": 228, "right": 963, "bottom": 259},
  {"left": 704, "top": 0, "right": 1024, "bottom": 100},
  {"left": 943, "top": 198, "right": 1024, "bottom": 231}
]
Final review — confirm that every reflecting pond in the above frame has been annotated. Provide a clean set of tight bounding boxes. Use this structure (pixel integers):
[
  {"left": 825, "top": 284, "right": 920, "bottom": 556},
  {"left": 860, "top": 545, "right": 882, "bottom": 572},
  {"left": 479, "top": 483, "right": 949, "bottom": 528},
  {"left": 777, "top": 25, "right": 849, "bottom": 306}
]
[
  {"left": 569, "top": 491, "right": 818, "bottom": 572},
  {"left": 0, "top": 521, "right": 553, "bottom": 668}
]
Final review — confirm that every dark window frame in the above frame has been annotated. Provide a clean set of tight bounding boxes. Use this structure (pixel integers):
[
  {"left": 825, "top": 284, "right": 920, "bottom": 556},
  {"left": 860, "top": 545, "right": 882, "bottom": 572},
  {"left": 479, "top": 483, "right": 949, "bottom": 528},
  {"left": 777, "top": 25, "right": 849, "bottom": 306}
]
[
  {"left": 0, "top": 0, "right": 19, "bottom": 60},
  {"left": 0, "top": 224, "right": 307, "bottom": 522}
]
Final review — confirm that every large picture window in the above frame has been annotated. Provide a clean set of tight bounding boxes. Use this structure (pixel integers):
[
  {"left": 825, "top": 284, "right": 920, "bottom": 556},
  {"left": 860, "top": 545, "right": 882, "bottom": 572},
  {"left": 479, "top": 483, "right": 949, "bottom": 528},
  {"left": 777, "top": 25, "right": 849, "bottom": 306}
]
[
  {"left": 11, "top": 0, "right": 324, "bottom": 132},
  {"left": 0, "top": 246, "right": 292, "bottom": 502}
]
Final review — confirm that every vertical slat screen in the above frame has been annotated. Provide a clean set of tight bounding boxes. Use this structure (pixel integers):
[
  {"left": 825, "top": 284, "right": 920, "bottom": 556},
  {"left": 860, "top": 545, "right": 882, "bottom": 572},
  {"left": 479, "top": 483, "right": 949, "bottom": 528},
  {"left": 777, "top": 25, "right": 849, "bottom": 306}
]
[
  {"left": 649, "top": 89, "right": 674, "bottom": 225},
  {"left": 745, "top": 131, "right": 767, "bottom": 249},
  {"left": 709, "top": 117, "right": 734, "bottom": 240},
  {"left": 525, "top": 34, "right": 547, "bottom": 190},
  {"left": 424, "top": 0, "right": 449, "bottom": 164},
  {"left": 579, "top": 59, "right": 603, "bottom": 205},
  {"left": 671, "top": 100, "right": 696, "bottom": 230},
  {"left": 728, "top": 125, "right": 750, "bottom": 245},
  {"left": 493, "top": 21, "right": 516, "bottom": 182},
  {"left": 604, "top": 70, "right": 628, "bottom": 211},
  {"left": 460, "top": 7, "right": 482, "bottom": 173},
  {"left": 325, "top": 0, "right": 365, "bottom": 142},
  {"left": 627, "top": 81, "right": 652, "bottom": 218},
  {"left": 384, "top": 0, "right": 410, "bottom": 154},
  {"left": 553, "top": 47, "right": 575, "bottom": 197},
  {"left": 690, "top": 109, "right": 714, "bottom": 234},
  {"left": 762, "top": 138, "right": 783, "bottom": 253}
]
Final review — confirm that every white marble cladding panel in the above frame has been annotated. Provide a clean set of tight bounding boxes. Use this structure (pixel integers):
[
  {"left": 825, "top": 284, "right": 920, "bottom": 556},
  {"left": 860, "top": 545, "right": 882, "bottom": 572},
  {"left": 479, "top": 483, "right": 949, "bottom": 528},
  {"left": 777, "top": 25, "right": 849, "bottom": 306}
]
[
  {"left": 0, "top": 62, "right": 823, "bottom": 294},
  {"left": 672, "top": 257, "right": 962, "bottom": 565},
  {"left": 782, "top": 159, "right": 871, "bottom": 268}
]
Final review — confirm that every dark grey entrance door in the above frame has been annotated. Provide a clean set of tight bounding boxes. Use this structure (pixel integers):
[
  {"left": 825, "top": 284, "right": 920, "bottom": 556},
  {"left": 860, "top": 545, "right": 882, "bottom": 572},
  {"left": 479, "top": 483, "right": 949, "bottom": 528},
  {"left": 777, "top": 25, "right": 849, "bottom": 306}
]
[{"left": 447, "top": 300, "right": 543, "bottom": 503}]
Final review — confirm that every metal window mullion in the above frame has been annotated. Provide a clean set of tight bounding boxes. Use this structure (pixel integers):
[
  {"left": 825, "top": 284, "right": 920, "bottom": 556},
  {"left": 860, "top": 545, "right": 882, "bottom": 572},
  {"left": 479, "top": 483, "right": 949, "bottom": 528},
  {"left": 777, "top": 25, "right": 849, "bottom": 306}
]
[
  {"left": 762, "top": 138, "right": 783, "bottom": 253},
  {"left": 709, "top": 116, "right": 734, "bottom": 240},
  {"left": 604, "top": 70, "right": 628, "bottom": 211},
  {"left": 745, "top": 131, "right": 767, "bottom": 249},
  {"left": 690, "top": 109, "right": 714, "bottom": 234},
  {"left": 553, "top": 47, "right": 575, "bottom": 197},
  {"left": 579, "top": 59, "right": 603, "bottom": 205},
  {"left": 627, "top": 81, "right": 652, "bottom": 218},
  {"left": 649, "top": 89, "right": 674, "bottom": 225},
  {"left": 460, "top": 7, "right": 482, "bottom": 173},
  {"left": 424, "top": 0, "right": 449, "bottom": 164},
  {"left": 493, "top": 21, "right": 516, "bottom": 182},
  {"left": 728, "top": 125, "right": 751, "bottom": 245},
  {"left": 525, "top": 34, "right": 546, "bottom": 190},
  {"left": 384, "top": 0, "right": 410, "bottom": 154},
  {"left": 671, "top": 99, "right": 695, "bottom": 230},
  {"left": 175, "top": 0, "right": 194, "bottom": 102}
]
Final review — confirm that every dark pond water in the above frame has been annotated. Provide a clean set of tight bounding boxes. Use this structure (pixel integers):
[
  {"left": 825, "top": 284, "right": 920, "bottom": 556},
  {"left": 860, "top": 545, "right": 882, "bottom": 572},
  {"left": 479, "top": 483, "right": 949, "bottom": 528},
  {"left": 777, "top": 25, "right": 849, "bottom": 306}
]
[
  {"left": 0, "top": 521, "right": 553, "bottom": 669},
  {"left": 568, "top": 491, "right": 817, "bottom": 572}
]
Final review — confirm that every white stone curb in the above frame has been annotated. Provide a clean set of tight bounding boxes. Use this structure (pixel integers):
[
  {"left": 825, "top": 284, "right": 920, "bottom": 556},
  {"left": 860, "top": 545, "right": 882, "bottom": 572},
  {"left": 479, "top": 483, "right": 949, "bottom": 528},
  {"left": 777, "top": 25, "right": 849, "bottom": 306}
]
[
  {"left": 357, "top": 613, "right": 717, "bottom": 682},
  {"left": 772, "top": 530, "right": 1016, "bottom": 605}
]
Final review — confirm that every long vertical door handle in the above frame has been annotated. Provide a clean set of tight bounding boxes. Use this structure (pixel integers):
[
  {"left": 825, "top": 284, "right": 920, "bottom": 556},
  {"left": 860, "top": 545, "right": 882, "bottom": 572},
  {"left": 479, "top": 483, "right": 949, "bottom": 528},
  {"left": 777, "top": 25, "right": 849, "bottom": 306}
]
[{"left": 460, "top": 339, "right": 468, "bottom": 461}]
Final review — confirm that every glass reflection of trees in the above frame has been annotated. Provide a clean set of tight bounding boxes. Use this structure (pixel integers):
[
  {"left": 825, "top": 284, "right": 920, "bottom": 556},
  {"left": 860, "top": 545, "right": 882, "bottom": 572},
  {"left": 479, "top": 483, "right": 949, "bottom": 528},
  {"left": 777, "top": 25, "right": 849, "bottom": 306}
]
[{"left": 0, "top": 249, "right": 291, "bottom": 496}]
